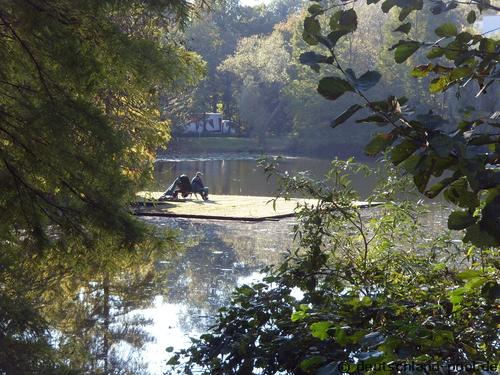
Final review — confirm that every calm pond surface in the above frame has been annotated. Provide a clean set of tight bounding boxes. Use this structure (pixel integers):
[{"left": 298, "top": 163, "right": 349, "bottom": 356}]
[
  {"left": 110, "top": 154, "right": 450, "bottom": 374},
  {"left": 153, "top": 154, "right": 376, "bottom": 198}
]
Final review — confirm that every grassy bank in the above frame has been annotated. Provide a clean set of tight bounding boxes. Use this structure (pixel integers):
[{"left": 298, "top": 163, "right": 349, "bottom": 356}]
[{"left": 164, "top": 136, "right": 291, "bottom": 154}]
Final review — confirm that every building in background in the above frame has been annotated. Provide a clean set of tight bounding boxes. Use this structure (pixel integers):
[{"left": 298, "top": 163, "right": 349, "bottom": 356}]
[{"left": 181, "top": 113, "right": 238, "bottom": 136}]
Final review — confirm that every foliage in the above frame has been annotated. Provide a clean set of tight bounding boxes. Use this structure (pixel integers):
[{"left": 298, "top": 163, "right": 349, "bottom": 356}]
[
  {"left": 0, "top": 0, "right": 202, "bottom": 372},
  {"left": 170, "top": 159, "right": 499, "bottom": 374},
  {"left": 297, "top": 0, "right": 500, "bottom": 246}
]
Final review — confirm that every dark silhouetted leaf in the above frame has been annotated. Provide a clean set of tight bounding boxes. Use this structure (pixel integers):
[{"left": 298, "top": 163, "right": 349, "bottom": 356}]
[
  {"left": 327, "top": 30, "right": 351, "bottom": 47},
  {"left": 481, "top": 281, "right": 500, "bottom": 303},
  {"left": 317, "top": 362, "right": 342, "bottom": 375},
  {"left": 391, "top": 140, "right": 418, "bottom": 164},
  {"left": 394, "top": 22, "right": 411, "bottom": 34},
  {"left": 356, "top": 115, "right": 388, "bottom": 124},
  {"left": 308, "top": 4, "right": 324, "bottom": 15},
  {"left": 299, "top": 52, "right": 329, "bottom": 72},
  {"left": 317, "top": 77, "right": 354, "bottom": 100},
  {"left": 399, "top": 7, "right": 413, "bottom": 21},
  {"left": 330, "top": 9, "right": 357, "bottom": 32},
  {"left": 332, "top": 104, "right": 363, "bottom": 128},
  {"left": 425, "top": 174, "right": 459, "bottom": 198},
  {"left": 356, "top": 70, "right": 382, "bottom": 90},
  {"left": 463, "top": 224, "right": 497, "bottom": 247},
  {"left": 448, "top": 210, "right": 476, "bottom": 230},
  {"left": 299, "top": 356, "right": 326, "bottom": 371},
  {"left": 303, "top": 17, "right": 321, "bottom": 45},
  {"left": 381, "top": 0, "right": 396, "bottom": 13},
  {"left": 467, "top": 10, "right": 476, "bottom": 24}
]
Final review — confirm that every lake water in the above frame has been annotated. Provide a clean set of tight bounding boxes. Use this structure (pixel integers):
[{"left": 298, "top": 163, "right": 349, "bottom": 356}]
[
  {"left": 91, "top": 154, "right": 450, "bottom": 374},
  {"left": 153, "top": 154, "right": 377, "bottom": 198}
]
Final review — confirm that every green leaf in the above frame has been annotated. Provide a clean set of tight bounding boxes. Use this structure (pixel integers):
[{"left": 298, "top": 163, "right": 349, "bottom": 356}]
[
  {"left": 303, "top": 17, "right": 321, "bottom": 45},
  {"left": 435, "top": 23, "right": 457, "bottom": 37},
  {"left": 391, "top": 140, "right": 418, "bottom": 164},
  {"left": 365, "top": 133, "right": 395, "bottom": 156},
  {"left": 411, "top": 64, "right": 433, "bottom": 77},
  {"left": 331, "top": 104, "right": 363, "bottom": 128},
  {"left": 299, "top": 356, "right": 326, "bottom": 371},
  {"left": 425, "top": 174, "right": 459, "bottom": 198},
  {"left": 394, "top": 22, "right": 411, "bottom": 34},
  {"left": 393, "top": 41, "right": 420, "bottom": 63},
  {"left": 457, "top": 269, "right": 483, "bottom": 280},
  {"left": 448, "top": 210, "right": 476, "bottom": 230},
  {"left": 466, "top": 10, "right": 476, "bottom": 24},
  {"left": 310, "top": 321, "right": 332, "bottom": 340},
  {"left": 317, "top": 77, "right": 354, "bottom": 100},
  {"left": 291, "top": 309, "right": 308, "bottom": 321},
  {"left": 304, "top": 16, "right": 321, "bottom": 35},
  {"left": 429, "top": 76, "right": 450, "bottom": 93},
  {"left": 427, "top": 47, "right": 444, "bottom": 59},
  {"left": 356, "top": 70, "right": 382, "bottom": 91},
  {"left": 308, "top": 4, "right": 324, "bottom": 15}
]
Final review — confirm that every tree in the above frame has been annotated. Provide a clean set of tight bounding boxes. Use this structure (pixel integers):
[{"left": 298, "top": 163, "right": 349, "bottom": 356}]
[
  {"left": 220, "top": 30, "right": 293, "bottom": 140},
  {"left": 0, "top": 0, "right": 203, "bottom": 372}
]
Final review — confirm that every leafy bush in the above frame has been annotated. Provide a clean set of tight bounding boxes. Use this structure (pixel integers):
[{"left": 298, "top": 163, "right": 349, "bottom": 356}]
[{"left": 169, "top": 160, "right": 499, "bottom": 374}]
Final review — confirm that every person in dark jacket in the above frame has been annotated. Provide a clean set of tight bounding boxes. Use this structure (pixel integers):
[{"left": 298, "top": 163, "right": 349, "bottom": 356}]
[
  {"left": 159, "top": 174, "right": 192, "bottom": 200},
  {"left": 191, "top": 171, "right": 209, "bottom": 200}
]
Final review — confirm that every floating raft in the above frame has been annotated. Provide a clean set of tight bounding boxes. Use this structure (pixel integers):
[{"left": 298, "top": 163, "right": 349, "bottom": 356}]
[{"left": 132, "top": 192, "right": 382, "bottom": 222}]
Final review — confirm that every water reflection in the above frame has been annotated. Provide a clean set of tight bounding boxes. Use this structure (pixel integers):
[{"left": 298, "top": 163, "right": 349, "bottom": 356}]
[
  {"left": 46, "top": 242, "right": 175, "bottom": 375},
  {"left": 153, "top": 155, "right": 360, "bottom": 197},
  {"left": 136, "top": 217, "right": 296, "bottom": 374}
]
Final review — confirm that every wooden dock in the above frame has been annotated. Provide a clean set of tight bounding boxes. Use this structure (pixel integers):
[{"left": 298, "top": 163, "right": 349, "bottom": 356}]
[{"left": 133, "top": 192, "right": 382, "bottom": 221}]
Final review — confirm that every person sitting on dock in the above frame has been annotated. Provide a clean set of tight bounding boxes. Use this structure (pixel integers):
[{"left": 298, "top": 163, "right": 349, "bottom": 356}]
[
  {"left": 191, "top": 171, "right": 209, "bottom": 201},
  {"left": 159, "top": 174, "right": 192, "bottom": 200}
]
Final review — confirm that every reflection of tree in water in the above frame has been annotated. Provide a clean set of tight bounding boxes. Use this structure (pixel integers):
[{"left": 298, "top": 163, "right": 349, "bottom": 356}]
[
  {"left": 44, "top": 241, "right": 177, "bottom": 375},
  {"left": 151, "top": 218, "right": 294, "bottom": 334}
]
